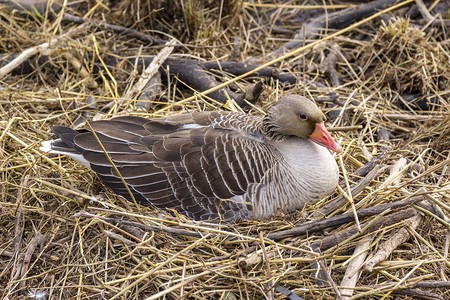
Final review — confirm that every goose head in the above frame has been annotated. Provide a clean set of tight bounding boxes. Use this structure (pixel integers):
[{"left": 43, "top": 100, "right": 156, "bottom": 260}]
[{"left": 263, "top": 95, "right": 342, "bottom": 153}]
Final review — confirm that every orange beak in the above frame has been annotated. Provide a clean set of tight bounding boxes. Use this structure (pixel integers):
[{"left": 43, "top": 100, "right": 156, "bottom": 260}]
[{"left": 309, "top": 123, "right": 342, "bottom": 153}]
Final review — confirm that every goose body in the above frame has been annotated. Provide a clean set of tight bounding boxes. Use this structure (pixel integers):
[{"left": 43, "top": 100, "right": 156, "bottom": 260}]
[{"left": 41, "top": 95, "right": 341, "bottom": 221}]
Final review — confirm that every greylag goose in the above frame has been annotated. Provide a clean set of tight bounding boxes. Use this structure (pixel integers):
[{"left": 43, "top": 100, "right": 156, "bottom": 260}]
[{"left": 41, "top": 95, "right": 341, "bottom": 221}]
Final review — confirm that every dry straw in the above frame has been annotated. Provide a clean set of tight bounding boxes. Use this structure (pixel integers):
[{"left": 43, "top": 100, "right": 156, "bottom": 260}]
[{"left": 0, "top": 1, "right": 449, "bottom": 299}]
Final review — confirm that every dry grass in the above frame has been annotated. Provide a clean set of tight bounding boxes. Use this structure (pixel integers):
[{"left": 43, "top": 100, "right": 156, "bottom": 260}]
[{"left": 1, "top": 1, "right": 449, "bottom": 299}]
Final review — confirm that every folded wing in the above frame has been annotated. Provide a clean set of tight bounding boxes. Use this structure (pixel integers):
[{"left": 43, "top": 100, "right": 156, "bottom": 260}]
[{"left": 52, "top": 113, "right": 279, "bottom": 221}]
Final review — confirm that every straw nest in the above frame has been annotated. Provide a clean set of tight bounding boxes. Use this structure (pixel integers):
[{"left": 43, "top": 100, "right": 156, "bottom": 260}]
[{"left": 0, "top": 1, "right": 449, "bottom": 299}]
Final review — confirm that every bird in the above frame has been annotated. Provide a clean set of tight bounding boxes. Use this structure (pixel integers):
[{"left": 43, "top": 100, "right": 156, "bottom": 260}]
[{"left": 41, "top": 94, "right": 341, "bottom": 221}]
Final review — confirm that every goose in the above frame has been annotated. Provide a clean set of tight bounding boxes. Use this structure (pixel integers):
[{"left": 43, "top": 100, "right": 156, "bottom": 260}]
[{"left": 41, "top": 95, "right": 341, "bottom": 221}]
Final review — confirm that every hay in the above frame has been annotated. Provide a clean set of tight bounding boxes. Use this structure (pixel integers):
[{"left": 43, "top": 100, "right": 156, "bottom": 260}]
[{"left": 1, "top": 1, "right": 449, "bottom": 299}]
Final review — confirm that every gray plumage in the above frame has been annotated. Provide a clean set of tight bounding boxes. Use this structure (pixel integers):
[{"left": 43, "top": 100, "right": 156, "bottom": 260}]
[{"left": 41, "top": 95, "right": 340, "bottom": 221}]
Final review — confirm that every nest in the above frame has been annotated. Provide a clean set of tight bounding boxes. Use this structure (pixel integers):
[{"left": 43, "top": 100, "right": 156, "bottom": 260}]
[{"left": 1, "top": 1, "right": 449, "bottom": 299}]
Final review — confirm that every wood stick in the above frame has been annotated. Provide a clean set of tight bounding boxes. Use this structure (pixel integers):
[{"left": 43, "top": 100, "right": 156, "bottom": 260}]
[
  {"left": 364, "top": 214, "right": 422, "bottom": 272},
  {"left": 267, "top": 195, "right": 424, "bottom": 241},
  {"left": 415, "top": 0, "right": 450, "bottom": 26},
  {"left": 0, "top": 23, "right": 88, "bottom": 79},
  {"left": 73, "top": 211, "right": 203, "bottom": 238},
  {"left": 340, "top": 236, "right": 373, "bottom": 299},
  {"left": 310, "top": 208, "right": 417, "bottom": 251},
  {"left": 123, "top": 39, "right": 176, "bottom": 101}
]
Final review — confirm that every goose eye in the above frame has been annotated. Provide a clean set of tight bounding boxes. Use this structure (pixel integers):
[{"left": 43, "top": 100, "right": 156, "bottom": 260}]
[{"left": 299, "top": 113, "right": 308, "bottom": 120}]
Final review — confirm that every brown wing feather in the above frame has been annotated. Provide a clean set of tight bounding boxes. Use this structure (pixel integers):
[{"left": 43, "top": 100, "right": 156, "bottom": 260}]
[{"left": 65, "top": 112, "right": 275, "bottom": 221}]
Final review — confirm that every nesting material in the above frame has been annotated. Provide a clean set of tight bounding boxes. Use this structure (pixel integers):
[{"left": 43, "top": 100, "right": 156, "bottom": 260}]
[{"left": 0, "top": 1, "right": 449, "bottom": 299}]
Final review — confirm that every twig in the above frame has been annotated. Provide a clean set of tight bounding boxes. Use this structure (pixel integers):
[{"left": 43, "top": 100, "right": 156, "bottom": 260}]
[
  {"left": 73, "top": 211, "right": 203, "bottom": 238},
  {"left": 0, "top": 23, "right": 88, "bottom": 79},
  {"left": 380, "top": 157, "right": 408, "bottom": 189},
  {"left": 62, "top": 52, "right": 98, "bottom": 89},
  {"left": 274, "top": 285, "right": 304, "bottom": 300},
  {"left": 317, "top": 259, "right": 342, "bottom": 298},
  {"left": 309, "top": 208, "right": 417, "bottom": 251},
  {"left": 356, "top": 276, "right": 448, "bottom": 299},
  {"left": 353, "top": 150, "right": 389, "bottom": 177},
  {"left": 318, "top": 44, "right": 341, "bottom": 87},
  {"left": 415, "top": 0, "right": 450, "bottom": 27},
  {"left": 340, "top": 236, "right": 373, "bottom": 299},
  {"left": 208, "top": 245, "right": 257, "bottom": 262},
  {"left": 136, "top": 71, "right": 162, "bottom": 111},
  {"left": 338, "top": 155, "right": 361, "bottom": 232},
  {"left": 0, "top": 249, "right": 59, "bottom": 261},
  {"left": 327, "top": 125, "right": 363, "bottom": 132},
  {"left": 381, "top": 113, "right": 445, "bottom": 121},
  {"left": 267, "top": 195, "right": 424, "bottom": 241},
  {"left": 260, "top": 232, "right": 274, "bottom": 300},
  {"left": 62, "top": 13, "right": 168, "bottom": 45},
  {"left": 7, "top": 175, "right": 28, "bottom": 292},
  {"left": 19, "top": 234, "right": 47, "bottom": 290},
  {"left": 123, "top": 39, "right": 176, "bottom": 101},
  {"left": 202, "top": 61, "right": 297, "bottom": 85},
  {"left": 364, "top": 214, "right": 422, "bottom": 271},
  {"left": 414, "top": 280, "right": 450, "bottom": 289},
  {"left": 158, "top": 58, "right": 249, "bottom": 106},
  {"left": 103, "top": 230, "right": 137, "bottom": 246},
  {"left": 391, "top": 287, "right": 446, "bottom": 300}
]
